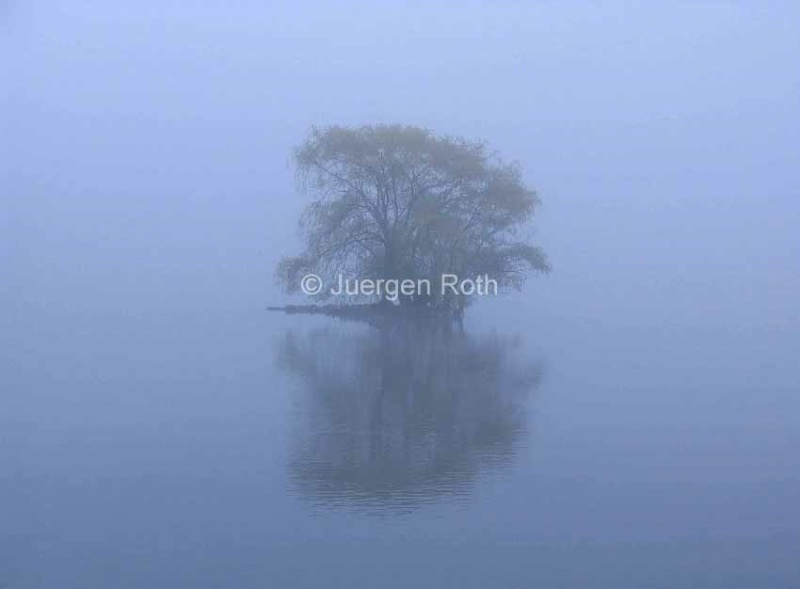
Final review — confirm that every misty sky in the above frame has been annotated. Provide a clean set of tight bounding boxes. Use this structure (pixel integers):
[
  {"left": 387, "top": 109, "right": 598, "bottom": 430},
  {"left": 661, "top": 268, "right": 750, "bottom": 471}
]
[{"left": 3, "top": 2, "right": 799, "bottom": 331}]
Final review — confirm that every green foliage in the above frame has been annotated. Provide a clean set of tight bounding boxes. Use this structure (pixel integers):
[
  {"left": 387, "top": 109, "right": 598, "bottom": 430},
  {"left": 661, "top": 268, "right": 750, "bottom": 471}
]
[{"left": 277, "top": 124, "right": 550, "bottom": 311}]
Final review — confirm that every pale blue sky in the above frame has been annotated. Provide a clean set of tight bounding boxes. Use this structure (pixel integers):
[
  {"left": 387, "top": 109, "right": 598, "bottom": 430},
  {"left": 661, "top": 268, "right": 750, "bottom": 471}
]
[{"left": 4, "top": 2, "right": 799, "bottom": 330}]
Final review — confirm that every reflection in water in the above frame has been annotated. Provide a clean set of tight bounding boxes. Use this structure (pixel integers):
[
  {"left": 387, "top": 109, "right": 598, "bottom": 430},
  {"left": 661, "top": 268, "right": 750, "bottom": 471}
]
[{"left": 276, "top": 322, "right": 543, "bottom": 511}]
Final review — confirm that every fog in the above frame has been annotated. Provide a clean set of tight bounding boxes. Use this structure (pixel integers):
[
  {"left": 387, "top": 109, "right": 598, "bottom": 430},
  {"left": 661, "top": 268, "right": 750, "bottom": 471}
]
[{"left": 3, "top": 3, "right": 799, "bottom": 588}]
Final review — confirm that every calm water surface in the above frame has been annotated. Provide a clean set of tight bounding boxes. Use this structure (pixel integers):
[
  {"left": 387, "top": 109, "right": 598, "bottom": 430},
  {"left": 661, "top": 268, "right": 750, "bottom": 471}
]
[{"left": 5, "top": 301, "right": 799, "bottom": 588}]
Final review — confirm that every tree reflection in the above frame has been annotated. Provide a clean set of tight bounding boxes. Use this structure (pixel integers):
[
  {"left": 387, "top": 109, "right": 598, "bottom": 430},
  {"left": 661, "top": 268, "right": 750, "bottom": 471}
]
[{"left": 275, "top": 322, "right": 543, "bottom": 511}]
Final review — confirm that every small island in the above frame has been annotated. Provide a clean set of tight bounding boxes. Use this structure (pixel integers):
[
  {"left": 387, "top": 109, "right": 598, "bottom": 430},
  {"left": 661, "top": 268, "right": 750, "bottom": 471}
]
[{"left": 272, "top": 124, "right": 549, "bottom": 324}]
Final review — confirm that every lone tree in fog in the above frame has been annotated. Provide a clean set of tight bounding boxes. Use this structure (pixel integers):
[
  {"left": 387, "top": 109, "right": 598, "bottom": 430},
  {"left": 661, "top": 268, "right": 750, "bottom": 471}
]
[{"left": 277, "top": 124, "right": 549, "bottom": 317}]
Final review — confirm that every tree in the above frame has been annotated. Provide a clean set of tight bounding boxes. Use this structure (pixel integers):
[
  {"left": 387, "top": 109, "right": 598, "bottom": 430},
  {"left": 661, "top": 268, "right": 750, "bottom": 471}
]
[{"left": 277, "top": 124, "right": 549, "bottom": 315}]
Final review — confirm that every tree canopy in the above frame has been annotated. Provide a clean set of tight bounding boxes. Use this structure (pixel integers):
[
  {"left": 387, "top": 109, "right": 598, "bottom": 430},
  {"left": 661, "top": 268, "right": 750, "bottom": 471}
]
[{"left": 277, "top": 124, "right": 549, "bottom": 314}]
